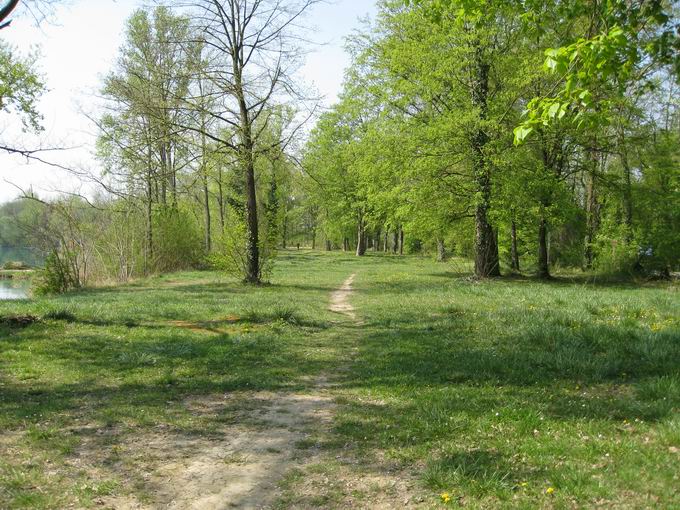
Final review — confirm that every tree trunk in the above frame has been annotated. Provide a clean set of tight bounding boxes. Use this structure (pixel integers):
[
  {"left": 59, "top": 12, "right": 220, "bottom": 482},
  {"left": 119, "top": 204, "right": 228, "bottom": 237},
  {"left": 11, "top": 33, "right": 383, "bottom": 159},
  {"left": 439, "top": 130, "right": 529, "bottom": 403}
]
[
  {"left": 383, "top": 230, "right": 389, "bottom": 252},
  {"left": 146, "top": 171, "right": 153, "bottom": 275},
  {"left": 510, "top": 221, "right": 520, "bottom": 272},
  {"left": 470, "top": 43, "right": 500, "bottom": 278},
  {"left": 374, "top": 228, "right": 381, "bottom": 252},
  {"left": 621, "top": 146, "right": 633, "bottom": 239},
  {"left": 436, "top": 238, "right": 446, "bottom": 262},
  {"left": 584, "top": 153, "right": 600, "bottom": 270},
  {"left": 243, "top": 153, "right": 259, "bottom": 282},
  {"left": 160, "top": 144, "right": 168, "bottom": 207},
  {"left": 202, "top": 168, "right": 211, "bottom": 253},
  {"left": 234, "top": 64, "right": 260, "bottom": 282},
  {"left": 399, "top": 227, "right": 404, "bottom": 255},
  {"left": 325, "top": 239, "right": 332, "bottom": 251},
  {"left": 356, "top": 217, "right": 367, "bottom": 256},
  {"left": 474, "top": 188, "right": 500, "bottom": 277},
  {"left": 199, "top": 94, "right": 211, "bottom": 253},
  {"left": 343, "top": 237, "right": 349, "bottom": 252},
  {"left": 216, "top": 168, "right": 225, "bottom": 232},
  {"left": 537, "top": 216, "right": 551, "bottom": 278}
]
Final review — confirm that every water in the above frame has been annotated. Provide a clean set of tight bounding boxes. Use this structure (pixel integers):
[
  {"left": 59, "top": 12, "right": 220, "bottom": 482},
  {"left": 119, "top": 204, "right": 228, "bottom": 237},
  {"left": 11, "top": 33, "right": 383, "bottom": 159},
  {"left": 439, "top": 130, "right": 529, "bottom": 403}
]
[{"left": 0, "top": 279, "right": 29, "bottom": 300}]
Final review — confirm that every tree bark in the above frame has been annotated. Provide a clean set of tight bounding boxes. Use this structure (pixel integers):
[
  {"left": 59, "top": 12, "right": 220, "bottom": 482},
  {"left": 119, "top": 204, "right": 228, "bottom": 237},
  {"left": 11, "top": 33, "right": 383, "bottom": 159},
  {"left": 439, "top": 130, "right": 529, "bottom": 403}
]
[
  {"left": 146, "top": 169, "right": 154, "bottom": 275},
  {"left": 243, "top": 150, "right": 259, "bottom": 282},
  {"left": 202, "top": 169, "right": 211, "bottom": 253},
  {"left": 583, "top": 152, "right": 600, "bottom": 270},
  {"left": 470, "top": 43, "right": 500, "bottom": 278},
  {"left": 216, "top": 168, "right": 225, "bottom": 232},
  {"left": 356, "top": 216, "right": 367, "bottom": 256},
  {"left": 436, "top": 238, "right": 446, "bottom": 262},
  {"left": 398, "top": 227, "right": 404, "bottom": 255},
  {"left": 537, "top": 216, "right": 551, "bottom": 278},
  {"left": 510, "top": 221, "right": 520, "bottom": 272},
  {"left": 234, "top": 64, "right": 260, "bottom": 282},
  {"left": 343, "top": 237, "right": 349, "bottom": 252},
  {"left": 620, "top": 145, "right": 633, "bottom": 238}
]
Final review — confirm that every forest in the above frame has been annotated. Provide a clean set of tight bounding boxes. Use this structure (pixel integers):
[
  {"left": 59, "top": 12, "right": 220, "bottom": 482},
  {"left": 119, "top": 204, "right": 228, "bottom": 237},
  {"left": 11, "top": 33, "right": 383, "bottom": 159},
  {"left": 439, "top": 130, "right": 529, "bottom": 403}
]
[{"left": 0, "top": 0, "right": 679, "bottom": 509}]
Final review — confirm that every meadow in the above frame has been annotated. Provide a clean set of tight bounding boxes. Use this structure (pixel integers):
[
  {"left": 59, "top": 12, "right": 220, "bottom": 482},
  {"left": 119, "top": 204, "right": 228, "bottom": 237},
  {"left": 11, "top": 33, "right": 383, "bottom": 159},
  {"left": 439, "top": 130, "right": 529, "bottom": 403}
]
[{"left": 0, "top": 251, "right": 678, "bottom": 509}]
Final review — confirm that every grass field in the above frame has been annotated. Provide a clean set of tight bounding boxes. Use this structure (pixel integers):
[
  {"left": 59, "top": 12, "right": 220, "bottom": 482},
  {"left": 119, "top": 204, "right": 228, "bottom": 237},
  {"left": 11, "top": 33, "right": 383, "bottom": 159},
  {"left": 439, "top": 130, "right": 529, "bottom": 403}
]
[{"left": 1, "top": 251, "right": 678, "bottom": 508}]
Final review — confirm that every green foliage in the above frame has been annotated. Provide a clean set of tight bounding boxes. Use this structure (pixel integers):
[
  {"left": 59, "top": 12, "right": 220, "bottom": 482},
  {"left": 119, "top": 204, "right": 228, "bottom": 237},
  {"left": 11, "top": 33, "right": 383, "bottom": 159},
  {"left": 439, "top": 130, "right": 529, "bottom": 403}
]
[
  {"left": 153, "top": 207, "right": 204, "bottom": 273},
  {"left": 33, "top": 251, "right": 79, "bottom": 296},
  {"left": 0, "top": 41, "right": 45, "bottom": 132},
  {"left": 210, "top": 218, "right": 275, "bottom": 283}
]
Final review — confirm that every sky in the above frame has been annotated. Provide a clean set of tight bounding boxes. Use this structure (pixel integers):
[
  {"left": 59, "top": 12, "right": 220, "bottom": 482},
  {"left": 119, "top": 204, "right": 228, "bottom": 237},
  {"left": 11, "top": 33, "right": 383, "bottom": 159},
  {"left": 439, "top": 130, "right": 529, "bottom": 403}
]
[{"left": 0, "top": 0, "right": 378, "bottom": 203}]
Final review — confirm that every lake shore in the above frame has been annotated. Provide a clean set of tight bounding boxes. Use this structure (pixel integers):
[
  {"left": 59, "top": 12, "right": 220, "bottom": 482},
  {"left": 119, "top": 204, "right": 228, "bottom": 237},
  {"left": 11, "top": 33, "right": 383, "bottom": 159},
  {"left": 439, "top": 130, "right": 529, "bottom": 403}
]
[{"left": 0, "top": 269, "right": 35, "bottom": 280}]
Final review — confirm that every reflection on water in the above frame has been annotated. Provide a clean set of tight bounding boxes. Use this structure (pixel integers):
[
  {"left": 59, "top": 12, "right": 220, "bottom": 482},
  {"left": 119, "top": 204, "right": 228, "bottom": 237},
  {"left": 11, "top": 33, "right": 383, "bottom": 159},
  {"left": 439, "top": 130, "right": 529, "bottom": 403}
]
[{"left": 0, "top": 280, "right": 29, "bottom": 300}]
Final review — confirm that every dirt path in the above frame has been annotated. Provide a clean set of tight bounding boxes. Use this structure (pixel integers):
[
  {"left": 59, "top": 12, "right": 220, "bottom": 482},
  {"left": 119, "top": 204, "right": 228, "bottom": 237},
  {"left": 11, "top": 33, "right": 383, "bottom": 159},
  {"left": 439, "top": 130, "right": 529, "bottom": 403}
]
[
  {"left": 329, "top": 273, "right": 356, "bottom": 320},
  {"left": 98, "top": 275, "right": 359, "bottom": 510}
]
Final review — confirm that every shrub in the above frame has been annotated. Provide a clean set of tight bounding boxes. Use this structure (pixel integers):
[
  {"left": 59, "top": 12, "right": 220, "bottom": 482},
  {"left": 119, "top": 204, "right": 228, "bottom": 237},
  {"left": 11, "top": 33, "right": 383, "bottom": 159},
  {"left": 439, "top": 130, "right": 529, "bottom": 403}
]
[
  {"left": 153, "top": 207, "right": 204, "bottom": 273},
  {"left": 33, "top": 251, "right": 80, "bottom": 295}
]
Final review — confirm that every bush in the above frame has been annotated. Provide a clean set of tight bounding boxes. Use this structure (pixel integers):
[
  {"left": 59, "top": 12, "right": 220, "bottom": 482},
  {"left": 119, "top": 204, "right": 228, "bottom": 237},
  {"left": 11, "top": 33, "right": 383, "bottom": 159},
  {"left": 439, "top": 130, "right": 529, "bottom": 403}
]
[
  {"left": 210, "top": 219, "right": 275, "bottom": 283},
  {"left": 33, "top": 251, "right": 80, "bottom": 295},
  {"left": 594, "top": 235, "right": 639, "bottom": 277},
  {"left": 153, "top": 208, "right": 204, "bottom": 273}
]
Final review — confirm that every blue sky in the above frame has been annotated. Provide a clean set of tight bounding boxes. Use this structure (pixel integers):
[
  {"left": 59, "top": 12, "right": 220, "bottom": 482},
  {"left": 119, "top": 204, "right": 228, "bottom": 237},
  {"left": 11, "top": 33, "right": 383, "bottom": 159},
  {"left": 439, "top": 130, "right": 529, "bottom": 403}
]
[{"left": 0, "top": 0, "right": 378, "bottom": 202}]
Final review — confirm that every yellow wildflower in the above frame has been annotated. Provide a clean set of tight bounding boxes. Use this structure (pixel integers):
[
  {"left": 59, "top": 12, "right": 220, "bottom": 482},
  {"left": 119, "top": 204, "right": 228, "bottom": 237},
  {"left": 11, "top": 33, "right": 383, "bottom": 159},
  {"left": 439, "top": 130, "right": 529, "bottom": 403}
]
[
  {"left": 546, "top": 487, "right": 555, "bottom": 495},
  {"left": 440, "top": 492, "right": 451, "bottom": 504}
]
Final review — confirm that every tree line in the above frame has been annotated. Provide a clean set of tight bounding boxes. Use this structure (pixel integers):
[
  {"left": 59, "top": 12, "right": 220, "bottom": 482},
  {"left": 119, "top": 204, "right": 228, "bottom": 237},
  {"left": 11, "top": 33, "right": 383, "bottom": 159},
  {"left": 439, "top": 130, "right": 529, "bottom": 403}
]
[
  {"left": 303, "top": 0, "right": 679, "bottom": 278},
  {"left": 1, "top": 0, "right": 678, "bottom": 292}
]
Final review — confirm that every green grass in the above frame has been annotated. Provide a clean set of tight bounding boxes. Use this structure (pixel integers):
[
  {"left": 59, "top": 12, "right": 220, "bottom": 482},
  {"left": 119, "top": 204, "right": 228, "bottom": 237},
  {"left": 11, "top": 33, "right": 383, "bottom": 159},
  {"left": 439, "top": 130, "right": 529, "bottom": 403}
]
[{"left": 1, "top": 251, "right": 678, "bottom": 508}]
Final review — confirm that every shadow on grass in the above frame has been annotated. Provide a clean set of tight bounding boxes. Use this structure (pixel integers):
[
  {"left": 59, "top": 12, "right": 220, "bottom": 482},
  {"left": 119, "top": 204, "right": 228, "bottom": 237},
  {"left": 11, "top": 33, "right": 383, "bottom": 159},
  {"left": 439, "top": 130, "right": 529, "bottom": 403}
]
[{"left": 324, "top": 299, "right": 680, "bottom": 495}]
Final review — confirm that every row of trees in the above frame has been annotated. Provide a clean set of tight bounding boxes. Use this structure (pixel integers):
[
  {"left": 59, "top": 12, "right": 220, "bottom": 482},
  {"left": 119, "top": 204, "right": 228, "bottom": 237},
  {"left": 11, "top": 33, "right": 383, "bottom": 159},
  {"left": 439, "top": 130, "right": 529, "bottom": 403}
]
[
  {"left": 2, "top": 0, "right": 678, "bottom": 290},
  {"left": 302, "top": 0, "right": 680, "bottom": 278}
]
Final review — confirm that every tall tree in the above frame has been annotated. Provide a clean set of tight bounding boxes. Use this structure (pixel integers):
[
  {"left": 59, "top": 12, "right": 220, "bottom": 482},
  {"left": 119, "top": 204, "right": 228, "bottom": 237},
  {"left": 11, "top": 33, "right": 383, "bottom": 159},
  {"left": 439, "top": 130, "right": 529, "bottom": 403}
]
[{"left": 175, "top": 0, "right": 319, "bottom": 283}]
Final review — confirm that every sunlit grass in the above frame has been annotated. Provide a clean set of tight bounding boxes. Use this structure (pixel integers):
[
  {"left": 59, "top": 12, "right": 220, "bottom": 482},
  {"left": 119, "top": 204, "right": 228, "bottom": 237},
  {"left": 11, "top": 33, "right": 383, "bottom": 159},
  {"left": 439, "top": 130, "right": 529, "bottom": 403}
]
[{"left": 1, "top": 250, "right": 678, "bottom": 508}]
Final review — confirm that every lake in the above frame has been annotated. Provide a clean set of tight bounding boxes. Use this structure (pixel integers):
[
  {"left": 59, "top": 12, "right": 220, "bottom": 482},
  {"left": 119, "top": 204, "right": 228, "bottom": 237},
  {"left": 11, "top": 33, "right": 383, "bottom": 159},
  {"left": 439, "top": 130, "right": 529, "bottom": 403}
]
[{"left": 0, "top": 279, "right": 30, "bottom": 300}]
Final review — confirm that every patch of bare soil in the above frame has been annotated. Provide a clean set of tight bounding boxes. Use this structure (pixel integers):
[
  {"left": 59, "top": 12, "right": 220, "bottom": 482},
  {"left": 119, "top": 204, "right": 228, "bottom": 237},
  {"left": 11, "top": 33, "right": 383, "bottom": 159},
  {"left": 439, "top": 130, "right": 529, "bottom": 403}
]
[
  {"left": 329, "top": 274, "right": 356, "bottom": 320},
  {"left": 93, "top": 387, "right": 334, "bottom": 509}
]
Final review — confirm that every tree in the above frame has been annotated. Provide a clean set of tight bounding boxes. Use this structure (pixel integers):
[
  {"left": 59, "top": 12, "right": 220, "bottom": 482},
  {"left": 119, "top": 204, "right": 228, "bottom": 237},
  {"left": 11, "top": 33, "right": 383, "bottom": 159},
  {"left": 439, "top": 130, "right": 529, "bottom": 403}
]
[
  {"left": 172, "top": 0, "right": 319, "bottom": 283},
  {"left": 97, "top": 6, "right": 199, "bottom": 273},
  {"left": 345, "top": 1, "right": 533, "bottom": 275}
]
